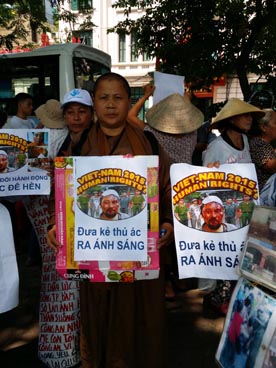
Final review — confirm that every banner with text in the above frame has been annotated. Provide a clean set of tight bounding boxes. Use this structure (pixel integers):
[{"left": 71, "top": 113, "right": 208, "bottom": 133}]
[
  {"left": 170, "top": 163, "right": 259, "bottom": 280},
  {"left": 0, "top": 129, "right": 51, "bottom": 196},
  {"left": 73, "top": 156, "right": 156, "bottom": 262},
  {"left": 55, "top": 155, "right": 160, "bottom": 282},
  {"left": 24, "top": 196, "right": 80, "bottom": 368}
]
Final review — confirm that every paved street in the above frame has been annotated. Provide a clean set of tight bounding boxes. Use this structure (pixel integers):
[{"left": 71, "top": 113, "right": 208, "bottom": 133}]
[{"left": 0, "top": 251, "right": 225, "bottom": 368}]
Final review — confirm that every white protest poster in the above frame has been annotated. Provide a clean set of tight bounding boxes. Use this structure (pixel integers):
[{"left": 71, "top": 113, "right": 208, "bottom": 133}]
[
  {"left": 153, "top": 71, "right": 185, "bottom": 105},
  {"left": 74, "top": 156, "right": 156, "bottom": 262},
  {"left": 0, "top": 203, "right": 19, "bottom": 313},
  {"left": 170, "top": 163, "right": 259, "bottom": 280},
  {"left": 24, "top": 196, "right": 81, "bottom": 368},
  {"left": 0, "top": 129, "right": 51, "bottom": 196}
]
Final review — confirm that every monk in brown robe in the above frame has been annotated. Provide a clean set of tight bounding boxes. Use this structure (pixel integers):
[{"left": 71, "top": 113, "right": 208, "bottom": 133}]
[{"left": 47, "top": 73, "right": 174, "bottom": 368}]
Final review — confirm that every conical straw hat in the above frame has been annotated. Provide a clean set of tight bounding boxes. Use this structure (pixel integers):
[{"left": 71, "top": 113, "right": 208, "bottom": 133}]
[
  {"left": 146, "top": 93, "right": 204, "bottom": 134},
  {"left": 211, "top": 98, "right": 265, "bottom": 129}
]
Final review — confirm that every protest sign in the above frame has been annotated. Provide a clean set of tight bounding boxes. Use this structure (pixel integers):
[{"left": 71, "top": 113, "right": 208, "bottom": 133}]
[
  {"left": 25, "top": 196, "right": 81, "bottom": 368},
  {"left": 0, "top": 203, "right": 19, "bottom": 313},
  {"left": 153, "top": 71, "right": 185, "bottom": 105},
  {"left": 55, "top": 155, "right": 160, "bottom": 282},
  {"left": 74, "top": 156, "right": 150, "bottom": 262},
  {"left": 170, "top": 163, "right": 259, "bottom": 280},
  {"left": 0, "top": 129, "right": 51, "bottom": 196}
]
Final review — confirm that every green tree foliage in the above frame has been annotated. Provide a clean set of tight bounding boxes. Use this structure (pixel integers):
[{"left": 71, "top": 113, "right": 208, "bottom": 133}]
[
  {"left": 109, "top": 0, "right": 276, "bottom": 99},
  {"left": 0, "top": 1, "right": 49, "bottom": 49},
  {"left": 0, "top": 0, "right": 95, "bottom": 49}
]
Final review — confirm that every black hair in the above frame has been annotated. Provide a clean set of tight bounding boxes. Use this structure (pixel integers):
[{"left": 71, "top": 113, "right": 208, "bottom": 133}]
[
  {"left": 248, "top": 108, "right": 275, "bottom": 138},
  {"left": 248, "top": 90, "right": 274, "bottom": 109},
  {"left": 0, "top": 110, "right": 8, "bottom": 127},
  {"left": 236, "top": 299, "right": 243, "bottom": 313},
  {"left": 14, "top": 92, "right": 33, "bottom": 106},
  {"left": 93, "top": 72, "right": 131, "bottom": 98}
]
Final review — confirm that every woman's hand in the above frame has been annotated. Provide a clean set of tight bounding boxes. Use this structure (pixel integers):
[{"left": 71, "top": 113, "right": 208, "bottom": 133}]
[
  {"left": 206, "top": 161, "right": 220, "bottom": 168},
  {"left": 46, "top": 224, "right": 62, "bottom": 255},
  {"left": 157, "top": 222, "right": 174, "bottom": 250},
  {"left": 143, "top": 83, "right": 156, "bottom": 98}
]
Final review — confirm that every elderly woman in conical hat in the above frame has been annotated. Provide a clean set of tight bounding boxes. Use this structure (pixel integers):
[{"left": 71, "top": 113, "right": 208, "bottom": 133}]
[
  {"left": 202, "top": 97, "right": 265, "bottom": 166},
  {"left": 199, "top": 98, "right": 265, "bottom": 315},
  {"left": 128, "top": 88, "right": 205, "bottom": 297}
]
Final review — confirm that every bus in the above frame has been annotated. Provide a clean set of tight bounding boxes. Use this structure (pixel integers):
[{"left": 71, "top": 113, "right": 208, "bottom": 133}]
[{"left": 0, "top": 43, "right": 111, "bottom": 115}]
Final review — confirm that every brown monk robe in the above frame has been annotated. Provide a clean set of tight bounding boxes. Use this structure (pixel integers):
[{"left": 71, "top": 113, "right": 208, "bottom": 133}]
[
  {"left": 48, "top": 73, "right": 173, "bottom": 368},
  {"left": 79, "top": 123, "right": 173, "bottom": 368}
]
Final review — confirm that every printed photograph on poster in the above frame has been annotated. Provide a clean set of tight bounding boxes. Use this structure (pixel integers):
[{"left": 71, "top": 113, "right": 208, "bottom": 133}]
[
  {"left": 239, "top": 206, "right": 276, "bottom": 292},
  {"left": 74, "top": 155, "right": 157, "bottom": 262},
  {"left": 170, "top": 163, "right": 259, "bottom": 280},
  {"left": 77, "top": 186, "right": 146, "bottom": 220},
  {"left": 216, "top": 278, "right": 276, "bottom": 368},
  {"left": 263, "top": 328, "right": 276, "bottom": 368},
  {"left": 76, "top": 166, "right": 158, "bottom": 221},
  {"left": 27, "top": 130, "right": 48, "bottom": 158},
  {"left": 174, "top": 191, "right": 254, "bottom": 231},
  {"left": 0, "top": 128, "right": 51, "bottom": 196}
]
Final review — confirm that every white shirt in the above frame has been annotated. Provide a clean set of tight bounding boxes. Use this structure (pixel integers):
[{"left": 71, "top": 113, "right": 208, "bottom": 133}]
[
  {"left": 8, "top": 115, "right": 37, "bottom": 129},
  {"left": 48, "top": 128, "right": 69, "bottom": 160},
  {"left": 203, "top": 134, "right": 252, "bottom": 165}
]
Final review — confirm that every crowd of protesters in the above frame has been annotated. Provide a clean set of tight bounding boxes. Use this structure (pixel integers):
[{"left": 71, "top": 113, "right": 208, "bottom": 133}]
[{"left": 0, "top": 72, "right": 276, "bottom": 368}]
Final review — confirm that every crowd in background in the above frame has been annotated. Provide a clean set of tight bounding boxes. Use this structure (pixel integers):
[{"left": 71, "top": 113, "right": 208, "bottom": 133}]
[{"left": 0, "top": 74, "right": 276, "bottom": 368}]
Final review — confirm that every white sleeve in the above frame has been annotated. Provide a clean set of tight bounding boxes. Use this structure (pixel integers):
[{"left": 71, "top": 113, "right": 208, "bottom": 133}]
[{"left": 202, "top": 138, "right": 224, "bottom": 166}]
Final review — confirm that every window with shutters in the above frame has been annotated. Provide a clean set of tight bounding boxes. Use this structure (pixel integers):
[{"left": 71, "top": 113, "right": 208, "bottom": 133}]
[
  {"left": 71, "top": 0, "right": 93, "bottom": 11},
  {"left": 131, "top": 32, "right": 138, "bottom": 62},
  {"left": 73, "top": 30, "right": 93, "bottom": 46},
  {"left": 119, "top": 34, "right": 126, "bottom": 62}
]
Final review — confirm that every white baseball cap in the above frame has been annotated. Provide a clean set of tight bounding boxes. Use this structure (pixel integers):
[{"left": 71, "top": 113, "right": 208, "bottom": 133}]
[
  {"left": 101, "top": 189, "right": 120, "bottom": 199},
  {"left": 62, "top": 89, "right": 93, "bottom": 107},
  {"left": 0, "top": 150, "right": 8, "bottom": 157},
  {"left": 202, "top": 195, "right": 223, "bottom": 207}
]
